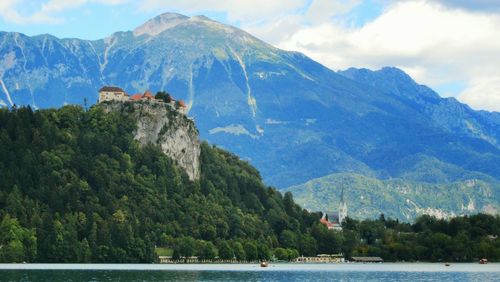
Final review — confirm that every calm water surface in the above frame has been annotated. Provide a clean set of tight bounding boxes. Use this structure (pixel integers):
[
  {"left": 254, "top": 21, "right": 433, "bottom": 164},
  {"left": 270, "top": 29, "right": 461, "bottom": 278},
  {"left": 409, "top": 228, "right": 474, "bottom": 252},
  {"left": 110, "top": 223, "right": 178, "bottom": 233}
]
[{"left": 0, "top": 263, "right": 498, "bottom": 281}]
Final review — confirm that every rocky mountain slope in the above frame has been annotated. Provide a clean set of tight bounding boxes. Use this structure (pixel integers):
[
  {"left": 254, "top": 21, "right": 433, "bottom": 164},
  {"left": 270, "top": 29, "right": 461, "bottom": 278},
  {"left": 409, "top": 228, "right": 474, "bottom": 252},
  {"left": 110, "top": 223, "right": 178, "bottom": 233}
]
[
  {"left": 0, "top": 13, "right": 499, "bottom": 220},
  {"left": 100, "top": 100, "right": 200, "bottom": 180}
]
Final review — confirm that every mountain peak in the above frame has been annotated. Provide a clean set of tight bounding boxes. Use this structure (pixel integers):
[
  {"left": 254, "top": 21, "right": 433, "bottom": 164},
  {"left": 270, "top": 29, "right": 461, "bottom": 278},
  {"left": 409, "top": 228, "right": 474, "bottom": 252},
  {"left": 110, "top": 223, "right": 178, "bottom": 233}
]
[
  {"left": 377, "top": 66, "right": 413, "bottom": 81},
  {"left": 133, "top": 12, "right": 189, "bottom": 36},
  {"left": 339, "top": 66, "right": 440, "bottom": 100},
  {"left": 340, "top": 66, "right": 411, "bottom": 81}
]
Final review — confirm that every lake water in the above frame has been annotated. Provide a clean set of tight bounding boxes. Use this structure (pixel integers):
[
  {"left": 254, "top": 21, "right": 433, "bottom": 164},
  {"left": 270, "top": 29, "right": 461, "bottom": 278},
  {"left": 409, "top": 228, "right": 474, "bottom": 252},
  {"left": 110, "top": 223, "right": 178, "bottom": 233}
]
[{"left": 0, "top": 263, "right": 498, "bottom": 281}]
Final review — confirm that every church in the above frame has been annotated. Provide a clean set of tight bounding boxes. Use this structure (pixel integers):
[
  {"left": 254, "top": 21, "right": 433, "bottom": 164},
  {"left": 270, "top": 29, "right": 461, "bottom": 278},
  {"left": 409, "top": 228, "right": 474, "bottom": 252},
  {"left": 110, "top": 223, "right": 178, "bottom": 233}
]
[{"left": 320, "top": 186, "right": 347, "bottom": 231}]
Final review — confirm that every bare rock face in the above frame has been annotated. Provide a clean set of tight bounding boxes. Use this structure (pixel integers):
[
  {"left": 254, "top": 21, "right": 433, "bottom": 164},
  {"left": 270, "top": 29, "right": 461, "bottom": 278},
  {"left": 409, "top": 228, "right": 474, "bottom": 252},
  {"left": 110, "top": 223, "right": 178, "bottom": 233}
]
[{"left": 101, "top": 101, "right": 200, "bottom": 181}]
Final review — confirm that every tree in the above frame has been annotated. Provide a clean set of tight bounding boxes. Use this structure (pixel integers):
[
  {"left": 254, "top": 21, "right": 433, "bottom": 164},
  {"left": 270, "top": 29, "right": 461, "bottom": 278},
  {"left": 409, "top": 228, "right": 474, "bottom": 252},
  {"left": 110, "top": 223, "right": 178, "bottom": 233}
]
[
  {"left": 176, "top": 237, "right": 196, "bottom": 259},
  {"left": 80, "top": 239, "right": 92, "bottom": 262},
  {"left": 155, "top": 91, "right": 173, "bottom": 103},
  {"left": 280, "top": 230, "right": 298, "bottom": 249},
  {"left": 287, "top": 248, "right": 299, "bottom": 260},
  {"left": 257, "top": 244, "right": 271, "bottom": 260},
  {"left": 198, "top": 241, "right": 218, "bottom": 260},
  {"left": 0, "top": 215, "right": 36, "bottom": 262},
  {"left": 218, "top": 241, "right": 233, "bottom": 259},
  {"left": 274, "top": 248, "right": 288, "bottom": 261},
  {"left": 299, "top": 234, "right": 317, "bottom": 256},
  {"left": 283, "top": 192, "right": 298, "bottom": 218},
  {"left": 244, "top": 242, "right": 258, "bottom": 261},
  {"left": 233, "top": 242, "right": 245, "bottom": 261}
]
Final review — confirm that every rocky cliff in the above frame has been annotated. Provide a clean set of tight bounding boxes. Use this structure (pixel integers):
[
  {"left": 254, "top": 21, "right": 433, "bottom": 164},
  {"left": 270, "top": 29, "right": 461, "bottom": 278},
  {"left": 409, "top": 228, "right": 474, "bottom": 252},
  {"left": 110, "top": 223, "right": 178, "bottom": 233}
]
[{"left": 100, "top": 100, "right": 200, "bottom": 180}]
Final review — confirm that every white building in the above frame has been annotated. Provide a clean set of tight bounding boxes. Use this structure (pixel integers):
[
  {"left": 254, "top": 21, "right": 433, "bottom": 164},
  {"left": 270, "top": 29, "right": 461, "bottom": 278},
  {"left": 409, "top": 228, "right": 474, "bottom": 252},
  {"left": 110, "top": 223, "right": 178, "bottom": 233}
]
[{"left": 98, "top": 86, "right": 129, "bottom": 103}]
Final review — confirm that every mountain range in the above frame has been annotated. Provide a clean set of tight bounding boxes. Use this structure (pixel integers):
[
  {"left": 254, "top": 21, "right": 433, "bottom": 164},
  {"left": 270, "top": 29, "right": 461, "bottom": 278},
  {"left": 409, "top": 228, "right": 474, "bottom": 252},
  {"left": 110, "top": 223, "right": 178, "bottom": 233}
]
[{"left": 0, "top": 12, "right": 499, "bottom": 220}]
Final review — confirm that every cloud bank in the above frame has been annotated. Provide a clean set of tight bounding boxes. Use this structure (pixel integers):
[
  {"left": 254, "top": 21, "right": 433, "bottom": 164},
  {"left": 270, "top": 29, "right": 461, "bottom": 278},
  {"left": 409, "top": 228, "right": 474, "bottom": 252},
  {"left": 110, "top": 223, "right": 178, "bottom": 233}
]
[{"left": 267, "top": 1, "right": 500, "bottom": 111}]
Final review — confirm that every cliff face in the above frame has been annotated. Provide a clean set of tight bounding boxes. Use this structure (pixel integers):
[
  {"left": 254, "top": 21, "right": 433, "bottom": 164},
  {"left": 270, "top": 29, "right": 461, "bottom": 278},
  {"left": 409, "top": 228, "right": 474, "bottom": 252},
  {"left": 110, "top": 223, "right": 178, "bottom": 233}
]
[{"left": 101, "top": 101, "right": 200, "bottom": 180}]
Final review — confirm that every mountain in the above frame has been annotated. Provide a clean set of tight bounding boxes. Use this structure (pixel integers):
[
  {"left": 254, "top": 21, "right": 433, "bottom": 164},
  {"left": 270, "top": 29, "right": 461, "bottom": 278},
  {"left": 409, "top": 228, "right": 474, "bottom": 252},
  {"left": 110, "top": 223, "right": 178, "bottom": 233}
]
[{"left": 0, "top": 13, "right": 499, "bottom": 219}]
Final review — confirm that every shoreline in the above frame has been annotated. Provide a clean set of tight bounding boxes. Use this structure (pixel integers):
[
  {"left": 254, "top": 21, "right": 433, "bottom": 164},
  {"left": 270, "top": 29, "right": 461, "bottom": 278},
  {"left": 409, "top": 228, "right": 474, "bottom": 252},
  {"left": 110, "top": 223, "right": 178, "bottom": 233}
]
[{"left": 0, "top": 263, "right": 499, "bottom": 272}]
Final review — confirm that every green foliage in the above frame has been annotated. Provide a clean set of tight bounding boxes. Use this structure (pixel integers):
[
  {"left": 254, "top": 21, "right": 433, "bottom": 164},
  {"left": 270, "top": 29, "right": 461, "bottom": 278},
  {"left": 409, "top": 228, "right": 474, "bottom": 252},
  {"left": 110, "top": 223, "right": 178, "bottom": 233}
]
[
  {"left": 0, "top": 106, "right": 322, "bottom": 262},
  {"left": 155, "top": 91, "right": 173, "bottom": 103},
  {"left": 155, "top": 247, "right": 173, "bottom": 256},
  {"left": 343, "top": 214, "right": 500, "bottom": 262},
  {"left": 273, "top": 247, "right": 288, "bottom": 261},
  {"left": 0, "top": 106, "right": 498, "bottom": 263},
  {"left": 243, "top": 242, "right": 258, "bottom": 261},
  {"left": 232, "top": 242, "right": 245, "bottom": 261},
  {"left": 217, "top": 241, "right": 233, "bottom": 259},
  {"left": 0, "top": 215, "right": 36, "bottom": 262}
]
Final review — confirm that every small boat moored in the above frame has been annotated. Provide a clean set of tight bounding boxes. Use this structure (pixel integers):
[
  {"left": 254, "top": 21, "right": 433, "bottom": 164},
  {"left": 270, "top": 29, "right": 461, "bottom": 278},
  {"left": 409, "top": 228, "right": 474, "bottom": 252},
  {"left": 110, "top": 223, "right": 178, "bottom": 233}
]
[
  {"left": 260, "top": 261, "right": 269, "bottom": 267},
  {"left": 479, "top": 258, "right": 488, "bottom": 264}
]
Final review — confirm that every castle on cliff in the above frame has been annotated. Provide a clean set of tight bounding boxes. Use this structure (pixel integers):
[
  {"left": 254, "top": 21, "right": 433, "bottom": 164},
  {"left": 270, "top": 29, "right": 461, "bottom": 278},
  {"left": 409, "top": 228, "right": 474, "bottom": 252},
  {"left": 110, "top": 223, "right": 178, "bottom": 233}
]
[{"left": 98, "top": 86, "right": 187, "bottom": 114}]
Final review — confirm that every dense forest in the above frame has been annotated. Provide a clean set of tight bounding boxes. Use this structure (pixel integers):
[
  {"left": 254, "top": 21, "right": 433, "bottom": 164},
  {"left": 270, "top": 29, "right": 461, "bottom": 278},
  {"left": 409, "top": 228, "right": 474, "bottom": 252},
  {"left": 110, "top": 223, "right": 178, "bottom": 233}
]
[
  {"left": 0, "top": 105, "right": 498, "bottom": 263},
  {"left": 342, "top": 214, "right": 500, "bottom": 262}
]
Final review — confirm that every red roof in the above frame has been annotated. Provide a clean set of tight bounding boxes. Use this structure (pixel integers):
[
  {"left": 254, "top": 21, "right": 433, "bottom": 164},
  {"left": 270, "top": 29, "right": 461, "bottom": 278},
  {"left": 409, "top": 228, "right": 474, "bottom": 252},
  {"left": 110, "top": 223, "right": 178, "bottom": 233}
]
[
  {"left": 178, "top": 99, "right": 187, "bottom": 108},
  {"left": 143, "top": 91, "right": 154, "bottom": 99},
  {"left": 130, "top": 94, "right": 142, "bottom": 101},
  {"left": 99, "top": 86, "right": 125, "bottom": 93},
  {"left": 320, "top": 218, "right": 335, "bottom": 229}
]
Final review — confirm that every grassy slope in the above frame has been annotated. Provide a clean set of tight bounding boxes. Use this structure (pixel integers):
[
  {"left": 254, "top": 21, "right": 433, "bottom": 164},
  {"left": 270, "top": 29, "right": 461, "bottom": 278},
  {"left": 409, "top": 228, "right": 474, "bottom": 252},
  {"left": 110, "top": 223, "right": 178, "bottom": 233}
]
[{"left": 284, "top": 173, "right": 500, "bottom": 221}]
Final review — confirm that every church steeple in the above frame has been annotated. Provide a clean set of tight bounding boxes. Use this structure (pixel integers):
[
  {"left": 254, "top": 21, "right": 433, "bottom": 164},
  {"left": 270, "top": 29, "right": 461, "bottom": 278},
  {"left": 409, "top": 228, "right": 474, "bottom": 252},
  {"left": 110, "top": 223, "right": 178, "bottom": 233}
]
[
  {"left": 338, "top": 185, "right": 347, "bottom": 225},
  {"left": 340, "top": 184, "right": 345, "bottom": 203}
]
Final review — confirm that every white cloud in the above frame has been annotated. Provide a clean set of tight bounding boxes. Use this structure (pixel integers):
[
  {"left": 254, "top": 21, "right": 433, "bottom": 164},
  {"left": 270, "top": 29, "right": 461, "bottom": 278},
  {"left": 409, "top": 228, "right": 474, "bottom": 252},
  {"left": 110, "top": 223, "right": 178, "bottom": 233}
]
[
  {"left": 305, "top": 0, "right": 360, "bottom": 23},
  {"left": 242, "top": 0, "right": 360, "bottom": 45},
  {"left": 138, "top": 0, "right": 306, "bottom": 23},
  {"left": 459, "top": 78, "right": 500, "bottom": 112},
  {"left": 0, "top": 0, "right": 26, "bottom": 23},
  {"left": 266, "top": 1, "right": 500, "bottom": 112},
  {"left": 0, "top": 0, "right": 128, "bottom": 24}
]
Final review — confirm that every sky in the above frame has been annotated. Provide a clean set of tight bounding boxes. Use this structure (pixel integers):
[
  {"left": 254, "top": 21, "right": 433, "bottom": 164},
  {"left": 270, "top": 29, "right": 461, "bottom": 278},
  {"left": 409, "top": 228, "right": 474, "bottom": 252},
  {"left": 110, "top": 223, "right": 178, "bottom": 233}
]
[{"left": 1, "top": 0, "right": 499, "bottom": 112}]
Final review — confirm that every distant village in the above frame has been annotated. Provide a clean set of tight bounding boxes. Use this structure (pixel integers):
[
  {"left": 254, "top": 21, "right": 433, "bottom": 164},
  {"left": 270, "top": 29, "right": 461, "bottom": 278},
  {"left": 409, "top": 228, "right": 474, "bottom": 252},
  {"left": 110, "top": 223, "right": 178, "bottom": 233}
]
[{"left": 98, "top": 86, "right": 188, "bottom": 114}]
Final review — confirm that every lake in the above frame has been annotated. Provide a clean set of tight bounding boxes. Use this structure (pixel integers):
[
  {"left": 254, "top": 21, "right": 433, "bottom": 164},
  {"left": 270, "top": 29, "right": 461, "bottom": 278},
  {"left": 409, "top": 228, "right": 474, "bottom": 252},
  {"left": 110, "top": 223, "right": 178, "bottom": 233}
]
[{"left": 0, "top": 263, "right": 498, "bottom": 281}]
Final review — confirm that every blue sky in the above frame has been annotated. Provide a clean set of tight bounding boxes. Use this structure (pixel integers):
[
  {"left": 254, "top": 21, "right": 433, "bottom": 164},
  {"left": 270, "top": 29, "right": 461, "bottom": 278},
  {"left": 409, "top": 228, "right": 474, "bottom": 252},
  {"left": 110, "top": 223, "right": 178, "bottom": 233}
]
[
  {"left": 0, "top": 2, "right": 159, "bottom": 39},
  {"left": 0, "top": 0, "right": 385, "bottom": 39},
  {"left": 1, "top": 0, "right": 499, "bottom": 111}
]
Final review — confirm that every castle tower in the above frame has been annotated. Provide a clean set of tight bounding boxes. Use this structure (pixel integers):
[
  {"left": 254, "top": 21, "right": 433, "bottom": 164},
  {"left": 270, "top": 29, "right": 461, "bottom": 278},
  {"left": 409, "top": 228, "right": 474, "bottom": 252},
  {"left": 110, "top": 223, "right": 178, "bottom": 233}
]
[{"left": 338, "top": 185, "right": 347, "bottom": 225}]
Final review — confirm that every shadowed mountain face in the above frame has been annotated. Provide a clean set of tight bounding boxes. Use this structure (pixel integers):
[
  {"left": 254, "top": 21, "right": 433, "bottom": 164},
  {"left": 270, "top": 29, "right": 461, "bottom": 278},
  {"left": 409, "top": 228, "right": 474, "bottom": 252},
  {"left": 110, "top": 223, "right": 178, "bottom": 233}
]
[{"left": 0, "top": 13, "right": 499, "bottom": 218}]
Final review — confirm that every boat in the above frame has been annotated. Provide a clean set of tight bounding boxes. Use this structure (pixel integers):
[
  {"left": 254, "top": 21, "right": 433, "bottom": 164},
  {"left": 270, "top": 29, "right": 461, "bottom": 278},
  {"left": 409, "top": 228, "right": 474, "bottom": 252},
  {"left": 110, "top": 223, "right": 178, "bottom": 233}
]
[
  {"left": 260, "top": 261, "right": 268, "bottom": 267},
  {"left": 479, "top": 258, "right": 488, "bottom": 264},
  {"left": 445, "top": 263, "right": 450, "bottom": 267}
]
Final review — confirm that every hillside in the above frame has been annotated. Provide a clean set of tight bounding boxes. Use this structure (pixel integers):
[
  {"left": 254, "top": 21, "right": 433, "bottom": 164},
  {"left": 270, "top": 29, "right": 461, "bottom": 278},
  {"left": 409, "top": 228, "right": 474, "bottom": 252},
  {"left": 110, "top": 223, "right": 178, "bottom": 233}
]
[
  {"left": 284, "top": 173, "right": 500, "bottom": 221},
  {"left": 0, "top": 13, "right": 499, "bottom": 219},
  {"left": 0, "top": 104, "right": 332, "bottom": 262}
]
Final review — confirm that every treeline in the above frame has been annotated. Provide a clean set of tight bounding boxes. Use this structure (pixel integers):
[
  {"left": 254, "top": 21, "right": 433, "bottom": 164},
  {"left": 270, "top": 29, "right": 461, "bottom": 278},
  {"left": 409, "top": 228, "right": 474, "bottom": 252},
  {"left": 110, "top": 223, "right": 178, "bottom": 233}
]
[
  {"left": 341, "top": 214, "right": 500, "bottom": 262},
  {"left": 0, "top": 105, "right": 498, "bottom": 263}
]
